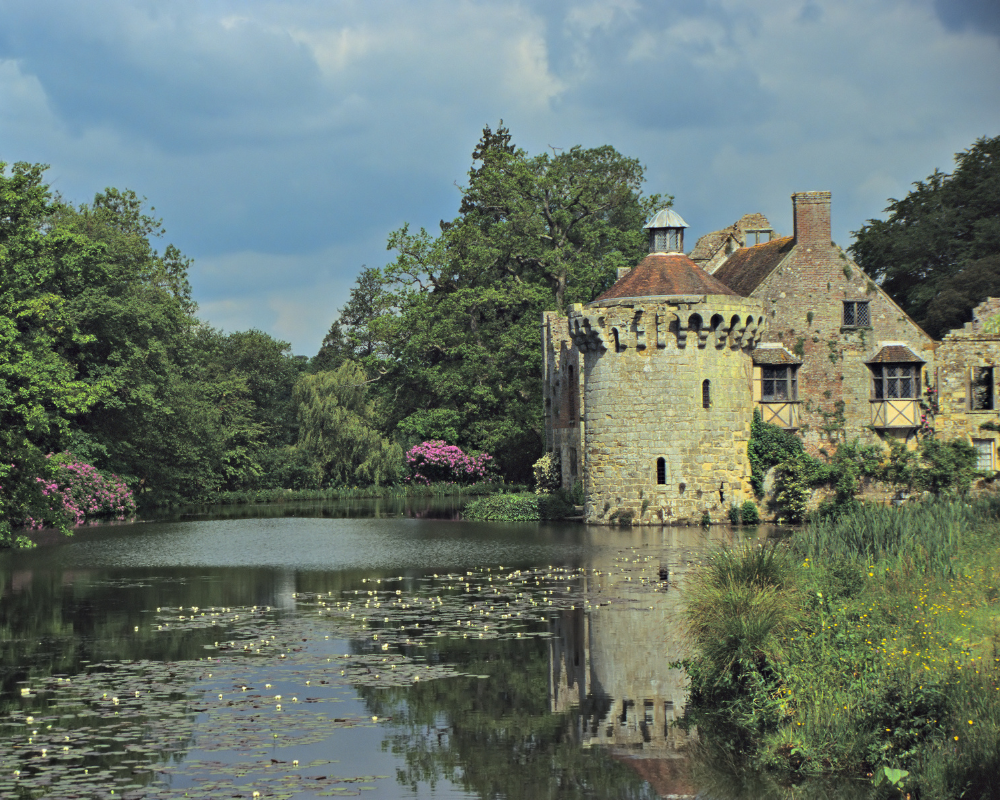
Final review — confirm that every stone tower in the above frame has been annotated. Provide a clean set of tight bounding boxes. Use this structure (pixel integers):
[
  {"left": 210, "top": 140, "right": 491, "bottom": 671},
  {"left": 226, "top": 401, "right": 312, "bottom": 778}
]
[{"left": 554, "top": 209, "right": 764, "bottom": 524}]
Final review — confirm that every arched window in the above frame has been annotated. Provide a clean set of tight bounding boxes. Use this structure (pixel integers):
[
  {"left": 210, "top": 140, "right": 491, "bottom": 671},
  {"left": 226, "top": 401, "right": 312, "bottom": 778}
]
[
  {"left": 656, "top": 457, "right": 666, "bottom": 485},
  {"left": 702, "top": 379, "right": 711, "bottom": 409}
]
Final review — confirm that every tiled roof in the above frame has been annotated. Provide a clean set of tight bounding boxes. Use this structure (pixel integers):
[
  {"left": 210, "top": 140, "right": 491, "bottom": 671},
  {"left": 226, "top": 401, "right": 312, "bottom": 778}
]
[
  {"left": 712, "top": 236, "right": 794, "bottom": 296},
  {"left": 752, "top": 346, "right": 801, "bottom": 365},
  {"left": 867, "top": 345, "right": 925, "bottom": 364},
  {"left": 591, "top": 252, "right": 739, "bottom": 304}
]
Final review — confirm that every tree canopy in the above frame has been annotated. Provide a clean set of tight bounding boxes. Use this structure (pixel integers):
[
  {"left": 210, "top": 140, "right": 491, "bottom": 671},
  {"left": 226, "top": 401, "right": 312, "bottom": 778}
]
[
  {"left": 849, "top": 134, "right": 1000, "bottom": 338},
  {"left": 324, "top": 124, "right": 664, "bottom": 480}
]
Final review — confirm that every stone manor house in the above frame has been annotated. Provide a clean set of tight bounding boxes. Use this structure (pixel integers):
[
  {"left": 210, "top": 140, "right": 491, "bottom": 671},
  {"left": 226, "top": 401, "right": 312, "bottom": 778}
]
[{"left": 542, "top": 191, "right": 1000, "bottom": 524}]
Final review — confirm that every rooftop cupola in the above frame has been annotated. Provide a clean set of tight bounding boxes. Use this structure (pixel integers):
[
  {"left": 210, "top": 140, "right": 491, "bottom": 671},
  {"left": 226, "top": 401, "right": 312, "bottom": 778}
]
[{"left": 644, "top": 208, "right": 689, "bottom": 253}]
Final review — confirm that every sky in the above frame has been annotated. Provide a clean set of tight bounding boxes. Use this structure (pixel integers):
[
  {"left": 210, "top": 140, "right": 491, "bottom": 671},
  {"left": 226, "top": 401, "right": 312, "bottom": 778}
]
[{"left": 1, "top": 0, "right": 998, "bottom": 356}]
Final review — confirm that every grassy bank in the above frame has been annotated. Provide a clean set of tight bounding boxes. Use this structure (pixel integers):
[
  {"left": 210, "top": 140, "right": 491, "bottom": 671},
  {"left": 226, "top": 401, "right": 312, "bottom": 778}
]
[
  {"left": 681, "top": 496, "right": 1000, "bottom": 798},
  {"left": 178, "top": 481, "right": 523, "bottom": 507}
]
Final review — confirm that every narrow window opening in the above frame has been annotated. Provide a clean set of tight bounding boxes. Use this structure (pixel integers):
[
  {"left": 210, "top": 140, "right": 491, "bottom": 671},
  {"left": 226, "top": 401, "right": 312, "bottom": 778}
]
[
  {"left": 719, "top": 485, "right": 725, "bottom": 503},
  {"left": 643, "top": 700, "right": 655, "bottom": 725},
  {"left": 702, "top": 379, "right": 711, "bottom": 409},
  {"left": 971, "top": 367, "right": 994, "bottom": 411},
  {"left": 568, "top": 365, "right": 576, "bottom": 419},
  {"left": 656, "top": 457, "right": 666, "bottom": 485}
]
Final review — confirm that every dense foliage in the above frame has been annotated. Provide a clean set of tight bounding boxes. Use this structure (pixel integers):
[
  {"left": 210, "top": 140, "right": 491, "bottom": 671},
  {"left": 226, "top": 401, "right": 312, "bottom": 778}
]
[
  {"left": 324, "top": 124, "right": 663, "bottom": 482},
  {"left": 682, "top": 497, "right": 1000, "bottom": 797},
  {"left": 0, "top": 161, "right": 400, "bottom": 542},
  {"left": 850, "top": 134, "right": 1000, "bottom": 338}
]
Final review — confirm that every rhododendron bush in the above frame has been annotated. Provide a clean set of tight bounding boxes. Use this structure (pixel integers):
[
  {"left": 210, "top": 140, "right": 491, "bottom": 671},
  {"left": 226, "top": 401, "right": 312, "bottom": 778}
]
[
  {"left": 25, "top": 454, "right": 136, "bottom": 531},
  {"left": 405, "top": 441, "right": 493, "bottom": 485}
]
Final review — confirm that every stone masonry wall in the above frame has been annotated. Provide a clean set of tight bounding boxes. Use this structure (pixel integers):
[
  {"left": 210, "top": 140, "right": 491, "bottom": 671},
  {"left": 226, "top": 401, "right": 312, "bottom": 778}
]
[
  {"left": 753, "top": 193, "right": 935, "bottom": 452},
  {"left": 541, "top": 312, "right": 583, "bottom": 488},
  {"left": 569, "top": 296, "right": 763, "bottom": 524}
]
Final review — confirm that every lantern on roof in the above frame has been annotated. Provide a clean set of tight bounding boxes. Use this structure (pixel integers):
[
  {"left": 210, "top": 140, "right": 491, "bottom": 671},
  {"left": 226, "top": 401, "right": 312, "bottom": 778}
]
[{"left": 644, "top": 208, "right": 689, "bottom": 253}]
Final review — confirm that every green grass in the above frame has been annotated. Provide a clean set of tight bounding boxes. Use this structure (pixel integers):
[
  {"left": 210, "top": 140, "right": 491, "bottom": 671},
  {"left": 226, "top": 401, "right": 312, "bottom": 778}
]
[{"left": 681, "top": 497, "right": 1000, "bottom": 797}]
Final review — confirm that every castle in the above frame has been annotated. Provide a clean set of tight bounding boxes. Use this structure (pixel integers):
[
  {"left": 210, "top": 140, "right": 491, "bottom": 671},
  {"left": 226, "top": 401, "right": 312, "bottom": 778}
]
[{"left": 542, "top": 191, "right": 1000, "bottom": 524}]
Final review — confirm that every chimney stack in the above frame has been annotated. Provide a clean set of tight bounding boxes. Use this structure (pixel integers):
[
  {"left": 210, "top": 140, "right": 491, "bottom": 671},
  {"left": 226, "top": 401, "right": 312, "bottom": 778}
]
[{"left": 792, "top": 191, "right": 832, "bottom": 247}]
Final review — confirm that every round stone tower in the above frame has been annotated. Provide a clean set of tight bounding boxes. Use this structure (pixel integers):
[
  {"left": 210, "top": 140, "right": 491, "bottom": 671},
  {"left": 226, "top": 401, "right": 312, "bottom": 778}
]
[{"left": 567, "top": 210, "right": 764, "bottom": 525}]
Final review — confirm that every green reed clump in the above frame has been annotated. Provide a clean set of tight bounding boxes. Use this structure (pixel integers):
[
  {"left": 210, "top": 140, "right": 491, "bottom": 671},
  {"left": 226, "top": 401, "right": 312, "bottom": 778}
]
[
  {"left": 682, "top": 542, "right": 798, "bottom": 741},
  {"left": 799, "top": 498, "right": 980, "bottom": 577}
]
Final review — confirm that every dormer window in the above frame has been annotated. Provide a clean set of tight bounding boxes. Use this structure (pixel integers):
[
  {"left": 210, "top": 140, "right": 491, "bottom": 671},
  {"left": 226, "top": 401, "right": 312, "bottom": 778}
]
[{"left": 644, "top": 208, "right": 689, "bottom": 253}]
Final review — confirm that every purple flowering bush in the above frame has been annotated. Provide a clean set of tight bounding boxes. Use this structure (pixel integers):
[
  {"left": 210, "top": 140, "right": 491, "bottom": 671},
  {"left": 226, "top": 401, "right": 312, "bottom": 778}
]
[
  {"left": 25, "top": 454, "right": 136, "bottom": 530},
  {"left": 405, "top": 441, "right": 493, "bottom": 485}
]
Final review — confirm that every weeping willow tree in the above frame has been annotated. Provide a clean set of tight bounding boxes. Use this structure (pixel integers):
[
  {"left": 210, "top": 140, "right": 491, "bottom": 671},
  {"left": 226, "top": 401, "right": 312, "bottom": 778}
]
[{"left": 293, "top": 363, "right": 404, "bottom": 486}]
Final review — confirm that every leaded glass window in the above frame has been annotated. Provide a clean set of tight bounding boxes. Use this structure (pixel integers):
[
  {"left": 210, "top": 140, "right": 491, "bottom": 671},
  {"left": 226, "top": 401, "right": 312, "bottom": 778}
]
[
  {"left": 871, "top": 364, "right": 920, "bottom": 400},
  {"left": 843, "top": 301, "right": 870, "bottom": 327},
  {"left": 762, "top": 366, "right": 798, "bottom": 401}
]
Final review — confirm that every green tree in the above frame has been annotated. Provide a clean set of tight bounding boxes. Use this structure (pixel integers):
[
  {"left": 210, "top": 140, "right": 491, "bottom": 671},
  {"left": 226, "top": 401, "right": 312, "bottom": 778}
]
[
  {"left": 850, "top": 134, "right": 1000, "bottom": 337},
  {"left": 344, "top": 124, "right": 660, "bottom": 481},
  {"left": 293, "top": 362, "right": 404, "bottom": 487}
]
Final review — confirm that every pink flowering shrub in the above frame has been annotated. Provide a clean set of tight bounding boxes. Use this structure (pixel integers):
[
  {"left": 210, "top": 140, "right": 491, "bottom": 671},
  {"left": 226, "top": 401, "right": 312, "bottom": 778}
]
[
  {"left": 26, "top": 454, "right": 136, "bottom": 530},
  {"left": 405, "top": 441, "right": 493, "bottom": 485}
]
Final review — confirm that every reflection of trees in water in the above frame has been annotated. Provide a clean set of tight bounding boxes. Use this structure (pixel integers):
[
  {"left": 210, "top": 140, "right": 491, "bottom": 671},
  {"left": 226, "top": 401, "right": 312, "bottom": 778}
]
[{"left": 357, "top": 633, "right": 659, "bottom": 800}]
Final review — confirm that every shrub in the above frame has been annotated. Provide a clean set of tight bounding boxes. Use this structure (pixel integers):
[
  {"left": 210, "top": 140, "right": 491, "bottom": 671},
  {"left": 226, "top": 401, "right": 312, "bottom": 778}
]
[
  {"left": 463, "top": 492, "right": 573, "bottom": 521},
  {"left": 405, "top": 441, "right": 493, "bottom": 485},
  {"left": 21, "top": 453, "right": 136, "bottom": 532},
  {"left": 532, "top": 451, "right": 561, "bottom": 494},
  {"left": 772, "top": 451, "right": 831, "bottom": 523},
  {"left": 729, "top": 500, "right": 761, "bottom": 525},
  {"left": 747, "top": 409, "right": 803, "bottom": 497}
]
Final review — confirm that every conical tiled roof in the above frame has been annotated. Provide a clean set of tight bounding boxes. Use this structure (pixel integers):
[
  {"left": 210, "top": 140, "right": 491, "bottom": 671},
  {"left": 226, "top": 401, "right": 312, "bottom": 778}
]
[{"left": 591, "top": 252, "right": 740, "bottom": 305}]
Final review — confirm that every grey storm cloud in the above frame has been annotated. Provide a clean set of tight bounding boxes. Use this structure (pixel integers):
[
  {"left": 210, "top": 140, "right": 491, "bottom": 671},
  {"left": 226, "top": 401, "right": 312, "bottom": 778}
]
[{"left": 0, "top": 0, "right": 998, "bottom": 354}]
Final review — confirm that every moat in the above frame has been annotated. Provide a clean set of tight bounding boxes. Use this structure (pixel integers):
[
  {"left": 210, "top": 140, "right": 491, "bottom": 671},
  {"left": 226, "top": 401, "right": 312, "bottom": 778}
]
[{"left": 0, "top": 502, "right": 864, "bottom": 799}]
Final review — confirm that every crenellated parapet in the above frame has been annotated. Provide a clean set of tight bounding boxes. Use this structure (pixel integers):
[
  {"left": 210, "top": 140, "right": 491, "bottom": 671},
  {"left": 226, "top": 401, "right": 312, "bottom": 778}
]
[{"left": 567, "top": 296, "right": 765, "bottom": 354}]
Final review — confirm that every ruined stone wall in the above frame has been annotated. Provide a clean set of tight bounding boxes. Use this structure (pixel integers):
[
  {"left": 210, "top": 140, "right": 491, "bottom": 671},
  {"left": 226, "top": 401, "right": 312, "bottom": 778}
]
[
  {"left": 752, "top": 193, "right": 935, "bottom": 451},
  {"left": 934, "top": 331, "right": 1000, "bottom": 467},
  {"left": 541, "top": 312, "right": 584, "bottom": 488},
  {"left": 568, "top": 296, "right": 763, "bottom": 524}
]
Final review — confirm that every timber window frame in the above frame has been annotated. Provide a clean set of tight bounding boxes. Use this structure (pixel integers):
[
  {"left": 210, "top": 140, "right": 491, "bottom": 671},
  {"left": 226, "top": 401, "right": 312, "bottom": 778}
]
[
  {"left": 973, "top": 439, "right": 995, "bottom": 471},
  {"left": 843, "top": 300, "right": 871, "bottom": 328},
  {"left": 871, "top": 363, "right": 920, "bottom": 400},
  {"left": 761, "top": 365, "right": 798, "bottom": 402}
]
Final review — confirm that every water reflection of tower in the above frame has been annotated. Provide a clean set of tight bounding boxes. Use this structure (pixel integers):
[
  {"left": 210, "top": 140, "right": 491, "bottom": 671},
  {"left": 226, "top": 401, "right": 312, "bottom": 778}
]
[{"left": 549, "top": 529, "right": 712, "bottom": 754}]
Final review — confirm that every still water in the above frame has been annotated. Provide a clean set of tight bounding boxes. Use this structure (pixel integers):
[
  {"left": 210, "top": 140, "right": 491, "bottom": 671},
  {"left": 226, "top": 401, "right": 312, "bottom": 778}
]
[{"left": 0, "top": 500, "right": 852, "bottom": 800}]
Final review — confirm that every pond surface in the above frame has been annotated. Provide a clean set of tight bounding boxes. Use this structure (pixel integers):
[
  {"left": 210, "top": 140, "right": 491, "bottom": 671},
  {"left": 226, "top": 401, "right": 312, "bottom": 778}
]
[{"left": 0, "top": 504, "right": 860, "bottom": 800}]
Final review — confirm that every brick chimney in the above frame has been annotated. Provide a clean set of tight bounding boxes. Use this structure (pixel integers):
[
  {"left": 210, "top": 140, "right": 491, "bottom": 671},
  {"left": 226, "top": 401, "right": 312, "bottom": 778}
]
[{"left": 792, "top": 191, "right": 832, "bottom": 247}]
